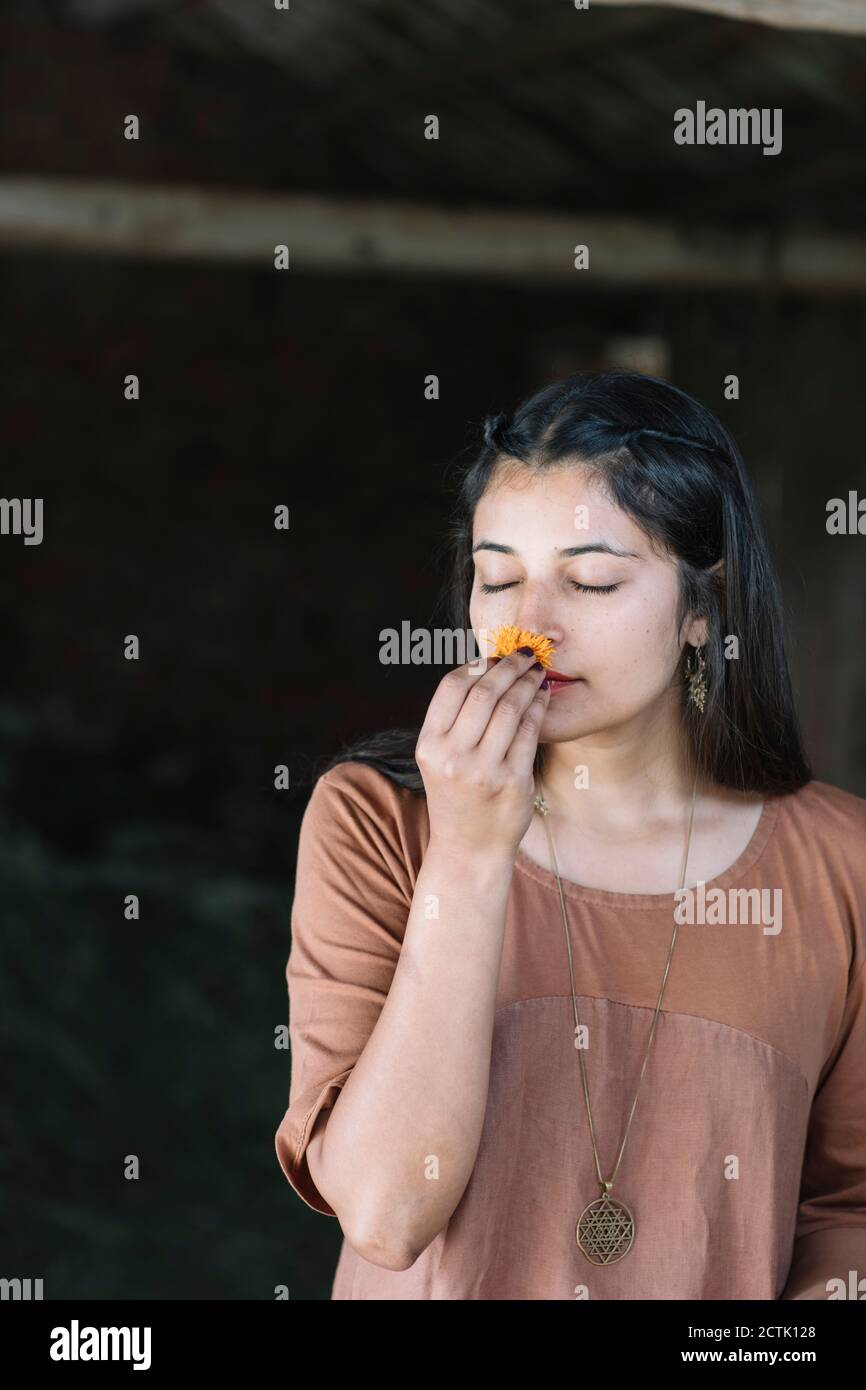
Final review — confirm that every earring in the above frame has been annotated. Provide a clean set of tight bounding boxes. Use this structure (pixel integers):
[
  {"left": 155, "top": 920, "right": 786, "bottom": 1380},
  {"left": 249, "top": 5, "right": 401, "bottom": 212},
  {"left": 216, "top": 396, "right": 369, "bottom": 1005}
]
[{"left": 686, "top": 644, "right": 707, "bottom": 713}]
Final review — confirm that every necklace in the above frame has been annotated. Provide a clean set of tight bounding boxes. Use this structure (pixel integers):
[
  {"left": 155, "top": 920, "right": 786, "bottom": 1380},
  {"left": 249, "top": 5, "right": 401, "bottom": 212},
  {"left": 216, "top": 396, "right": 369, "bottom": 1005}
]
[{"left": 532, "top": 772, "right": 699, "bottom": 1266}]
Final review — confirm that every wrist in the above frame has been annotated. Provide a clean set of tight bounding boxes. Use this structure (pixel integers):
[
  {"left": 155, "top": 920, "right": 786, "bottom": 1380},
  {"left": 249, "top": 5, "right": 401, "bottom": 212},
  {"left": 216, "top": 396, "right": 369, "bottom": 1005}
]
[{"left": 425, "top": 832, "right": 519, "bottom": 880}]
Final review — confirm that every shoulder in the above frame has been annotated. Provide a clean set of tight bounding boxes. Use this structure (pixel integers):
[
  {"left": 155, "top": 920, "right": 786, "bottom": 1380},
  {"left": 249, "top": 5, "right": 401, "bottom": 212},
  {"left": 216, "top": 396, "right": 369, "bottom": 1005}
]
[
  {"left": 315, "top": 758, "right": 426, "bottom": 821},
  {"left": 305, "top": 759, "right": 430, "bottom": 874},
  {"left": 773, "top": 779, "right": 866, "bottom": 932},
  {"left": 765, "top": 780, "right": 866, "bottom": 975},
  {"left": 776, "top": 778, "right": 866, "bottom": 843}
]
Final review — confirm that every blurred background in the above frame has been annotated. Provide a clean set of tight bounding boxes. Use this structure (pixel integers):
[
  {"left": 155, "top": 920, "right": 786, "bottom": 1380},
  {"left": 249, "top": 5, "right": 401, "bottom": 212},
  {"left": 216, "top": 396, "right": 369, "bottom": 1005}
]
[{"left": 1, "top": 0, "right": 865, "bottom": 1299}]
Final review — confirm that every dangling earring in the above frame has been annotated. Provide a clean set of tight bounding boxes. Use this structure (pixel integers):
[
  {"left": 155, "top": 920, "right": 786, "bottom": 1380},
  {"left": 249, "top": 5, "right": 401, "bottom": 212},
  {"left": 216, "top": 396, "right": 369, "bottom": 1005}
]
[{"left": 686, "top": 644, "right": 707, "bottom": 713}]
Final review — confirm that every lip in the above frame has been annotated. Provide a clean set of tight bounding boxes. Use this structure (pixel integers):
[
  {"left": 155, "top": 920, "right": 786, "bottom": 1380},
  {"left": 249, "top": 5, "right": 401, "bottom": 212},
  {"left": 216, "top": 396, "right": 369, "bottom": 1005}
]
[
  {"left": 488, "top": 657, "right": 582, "bottom": 689},
  {"left": 547, "top": 678, "right": 582, "bottom": 695},
  {"left": 544, "top": 669, "right": 584, "bottom": 696}
]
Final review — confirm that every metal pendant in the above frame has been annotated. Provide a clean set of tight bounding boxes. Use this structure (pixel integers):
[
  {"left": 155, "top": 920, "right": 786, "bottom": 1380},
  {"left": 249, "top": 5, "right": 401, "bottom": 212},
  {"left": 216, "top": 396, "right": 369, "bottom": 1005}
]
[{"left": 576, "top": 1190, "right": 635, "bottom": 1265}]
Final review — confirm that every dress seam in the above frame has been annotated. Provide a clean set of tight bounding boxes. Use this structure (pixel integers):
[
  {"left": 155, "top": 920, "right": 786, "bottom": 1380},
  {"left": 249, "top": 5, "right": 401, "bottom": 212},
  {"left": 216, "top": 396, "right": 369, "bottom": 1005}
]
[{"left": 493, "top": 991, "right": 811, "bottom": 1096}]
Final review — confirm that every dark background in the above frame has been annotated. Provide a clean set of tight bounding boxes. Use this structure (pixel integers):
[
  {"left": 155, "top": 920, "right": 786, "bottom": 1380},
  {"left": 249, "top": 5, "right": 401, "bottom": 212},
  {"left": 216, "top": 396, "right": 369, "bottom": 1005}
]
[{"left": 1, "top": 1, "right": 865, "bottom": 1299}]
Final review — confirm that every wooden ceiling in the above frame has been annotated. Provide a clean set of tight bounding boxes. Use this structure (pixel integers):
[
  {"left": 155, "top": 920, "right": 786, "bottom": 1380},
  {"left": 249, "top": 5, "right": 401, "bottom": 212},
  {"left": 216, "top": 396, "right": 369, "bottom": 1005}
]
[{"left": 3, "top": 1, "right": 865, "bottom": 246}]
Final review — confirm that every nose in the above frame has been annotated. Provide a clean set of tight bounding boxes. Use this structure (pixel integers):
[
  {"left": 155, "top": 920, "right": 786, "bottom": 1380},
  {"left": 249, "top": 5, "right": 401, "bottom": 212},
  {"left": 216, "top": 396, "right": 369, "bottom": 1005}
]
[{"left": 513, "top": 606, "right": 565, "bottom": 647}]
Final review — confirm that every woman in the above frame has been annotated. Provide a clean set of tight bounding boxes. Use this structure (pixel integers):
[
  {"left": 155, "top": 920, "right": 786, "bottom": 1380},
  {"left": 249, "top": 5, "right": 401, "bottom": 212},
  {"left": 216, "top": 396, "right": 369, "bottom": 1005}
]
[{"left": 275, "top": 371, "right": 866, "bottom": 1300}]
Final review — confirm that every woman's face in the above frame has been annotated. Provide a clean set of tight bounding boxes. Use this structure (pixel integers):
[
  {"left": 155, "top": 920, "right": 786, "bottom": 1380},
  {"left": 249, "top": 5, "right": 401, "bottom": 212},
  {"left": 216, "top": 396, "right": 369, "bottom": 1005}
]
[{"left": 469, "top": 461, "right": 704, "bottom": 741}]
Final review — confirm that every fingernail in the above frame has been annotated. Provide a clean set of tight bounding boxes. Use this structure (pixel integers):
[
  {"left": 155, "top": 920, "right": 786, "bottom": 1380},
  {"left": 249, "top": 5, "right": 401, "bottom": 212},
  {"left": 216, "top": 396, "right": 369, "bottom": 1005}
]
[
  {"left": 516, "top": 645, "right": 534, "bottom": 656},
  {"left": 532, "top": 661, "right": 543, "bottom": 670},
  {"left": 540, "top": 678, "right": 550, "bottom": 689}
]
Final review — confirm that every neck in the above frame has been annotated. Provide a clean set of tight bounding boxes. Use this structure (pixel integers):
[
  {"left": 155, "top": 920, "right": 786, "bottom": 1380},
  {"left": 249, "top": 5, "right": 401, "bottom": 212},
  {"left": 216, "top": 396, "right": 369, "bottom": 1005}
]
[{"left": 536, "top": 696, "right": 705, "bottom": 837}]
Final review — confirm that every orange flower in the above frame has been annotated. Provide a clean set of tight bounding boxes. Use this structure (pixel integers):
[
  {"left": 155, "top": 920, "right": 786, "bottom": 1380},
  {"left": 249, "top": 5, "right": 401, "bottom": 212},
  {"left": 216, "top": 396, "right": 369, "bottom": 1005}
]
[{"left": 488, "top": 624, "right": 557, "bottom": 668}]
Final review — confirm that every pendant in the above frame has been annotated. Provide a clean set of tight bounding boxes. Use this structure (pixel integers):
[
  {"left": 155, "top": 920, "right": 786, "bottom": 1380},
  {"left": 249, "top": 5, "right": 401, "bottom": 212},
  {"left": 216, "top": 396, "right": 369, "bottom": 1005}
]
[{"left": 576, "top": 1187, "right": 635, "bottom": 1265}]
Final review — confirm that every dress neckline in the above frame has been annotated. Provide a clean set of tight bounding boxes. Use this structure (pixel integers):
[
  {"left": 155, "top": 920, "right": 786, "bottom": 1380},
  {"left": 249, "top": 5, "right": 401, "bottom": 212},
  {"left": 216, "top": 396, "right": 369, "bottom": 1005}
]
[{"left": 513, "top": 794, "right": 781, "bottom": 910}]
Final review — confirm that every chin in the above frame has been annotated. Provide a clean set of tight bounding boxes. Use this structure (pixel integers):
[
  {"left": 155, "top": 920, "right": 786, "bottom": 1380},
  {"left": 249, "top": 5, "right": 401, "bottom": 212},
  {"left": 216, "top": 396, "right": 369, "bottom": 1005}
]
[
  {"left": 541, "top": 710, "right": 607, "bottom": 739},
  {"left": 541, "top": 694, "right": 657, "bottom": 742},
  {"left": 540, "top": 691, "right": 624, "bottom": 740}
]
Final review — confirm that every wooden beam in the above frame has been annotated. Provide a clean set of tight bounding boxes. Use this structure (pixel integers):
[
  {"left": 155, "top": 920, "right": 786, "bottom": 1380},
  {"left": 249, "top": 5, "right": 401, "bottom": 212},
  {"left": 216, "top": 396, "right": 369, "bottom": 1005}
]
[
  {"left": 592, "top": 0, "right": 866, "bottom": 36},
  {"left": 0, "top": 177, "right": 864, "bottom": 294}
]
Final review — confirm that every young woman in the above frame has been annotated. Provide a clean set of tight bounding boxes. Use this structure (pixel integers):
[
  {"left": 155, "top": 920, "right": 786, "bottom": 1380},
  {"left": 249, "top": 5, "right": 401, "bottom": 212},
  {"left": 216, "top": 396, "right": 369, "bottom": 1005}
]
[{"left": 275, "top": 371, "right": 866, "bottom": 1300}]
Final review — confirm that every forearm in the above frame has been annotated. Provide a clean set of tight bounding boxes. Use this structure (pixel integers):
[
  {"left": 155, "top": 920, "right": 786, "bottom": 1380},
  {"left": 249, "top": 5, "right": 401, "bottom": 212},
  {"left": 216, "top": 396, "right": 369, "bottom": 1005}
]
[
  {"left": 780, "top": 1226, "right": 866, "bottom": 1299},
  {"left": 311, "top": 835, "right": 516, "bottom": 1267}
]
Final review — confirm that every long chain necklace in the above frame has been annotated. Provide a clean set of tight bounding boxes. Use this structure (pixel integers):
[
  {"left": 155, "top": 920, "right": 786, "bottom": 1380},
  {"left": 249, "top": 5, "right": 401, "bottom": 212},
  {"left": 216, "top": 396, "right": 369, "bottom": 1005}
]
[{"left": 532, "top": 771, "right": 699, "bottom": 1266}]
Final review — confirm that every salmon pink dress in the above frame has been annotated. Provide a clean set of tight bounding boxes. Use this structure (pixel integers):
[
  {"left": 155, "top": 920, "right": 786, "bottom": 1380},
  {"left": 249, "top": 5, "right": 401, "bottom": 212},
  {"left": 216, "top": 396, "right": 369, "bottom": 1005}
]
[{"left": 275, "top": 761, "right": 866, "bottom": 1299}]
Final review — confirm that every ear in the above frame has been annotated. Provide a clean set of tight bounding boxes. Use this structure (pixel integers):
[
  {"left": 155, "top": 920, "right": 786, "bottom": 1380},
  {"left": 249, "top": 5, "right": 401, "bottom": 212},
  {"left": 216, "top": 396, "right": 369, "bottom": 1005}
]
[
  {"left": 684, "top": 616, "right": 708, "bottom": 648},
  {"left": 684, "top": 559, "right": 723, "bottom": 649}
]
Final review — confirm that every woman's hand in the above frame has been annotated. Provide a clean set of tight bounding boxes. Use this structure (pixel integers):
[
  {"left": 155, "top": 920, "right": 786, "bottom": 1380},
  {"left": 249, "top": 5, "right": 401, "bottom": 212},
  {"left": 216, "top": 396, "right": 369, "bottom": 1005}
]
[{"left": 415, "top": 647, "right": 551, "bottom": 856}]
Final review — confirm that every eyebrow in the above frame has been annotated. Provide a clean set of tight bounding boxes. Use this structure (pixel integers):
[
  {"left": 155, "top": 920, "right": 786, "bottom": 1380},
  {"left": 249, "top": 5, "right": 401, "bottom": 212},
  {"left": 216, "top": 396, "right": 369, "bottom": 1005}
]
[{"left": 471, "top": 540, "right": 641, "bottom": 559}]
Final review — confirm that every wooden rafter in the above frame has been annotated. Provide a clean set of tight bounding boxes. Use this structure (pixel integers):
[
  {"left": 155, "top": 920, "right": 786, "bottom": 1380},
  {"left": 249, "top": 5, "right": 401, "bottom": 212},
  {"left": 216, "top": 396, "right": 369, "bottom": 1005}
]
[
  {"left": 0, "top": 176, "right": 864, "bottom": 294},
  {"left": 593, "top": 0, "right": 866, "bottom": 36}
]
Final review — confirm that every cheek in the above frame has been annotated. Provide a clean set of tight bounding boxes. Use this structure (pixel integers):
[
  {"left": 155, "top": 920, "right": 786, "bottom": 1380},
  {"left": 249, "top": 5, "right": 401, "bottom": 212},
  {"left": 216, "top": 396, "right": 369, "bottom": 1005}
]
[
  {"left": 596, "top": 593, "right": 680, "bottom": 675},
  {"left": 468, "top": 599, "right": 499, "bottom": 664},
  {"left": 468, "top": 598, "right": 485, "bottom": 645}
]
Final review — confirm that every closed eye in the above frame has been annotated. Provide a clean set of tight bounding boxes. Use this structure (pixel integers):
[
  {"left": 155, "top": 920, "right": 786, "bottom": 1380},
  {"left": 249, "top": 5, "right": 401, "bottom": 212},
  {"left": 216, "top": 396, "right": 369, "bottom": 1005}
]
[
  {"left": 570, "top": 581, "right": 621, "bottom": 595},
  {"left": 480, "top": 580, "right": 621, "bottom": 595}
]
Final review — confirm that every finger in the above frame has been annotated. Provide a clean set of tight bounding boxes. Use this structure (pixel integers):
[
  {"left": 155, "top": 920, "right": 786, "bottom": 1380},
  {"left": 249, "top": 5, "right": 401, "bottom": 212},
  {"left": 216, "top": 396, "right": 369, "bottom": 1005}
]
[
  {"left": 418, "top": 656, "right": 496, "bottom": 739},
  {"left": 475, "top": 664, "right": 549, "bottom": 764},
  {"left": 504, "top": 682, "right": 551, "bottom": 771},
  {"left": 420, "top": 650, "right": 535, "bottom": 741},
  {"left": 445, "top": 649, "right": 543, "bottom": 749}
]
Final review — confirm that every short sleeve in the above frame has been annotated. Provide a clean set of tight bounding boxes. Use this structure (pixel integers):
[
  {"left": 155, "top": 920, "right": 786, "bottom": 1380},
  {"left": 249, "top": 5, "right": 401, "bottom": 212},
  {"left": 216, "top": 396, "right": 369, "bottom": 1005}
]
[
  {"left": 274, "top": 764, "right": 417, "bottom": 1217},
  {"left": 794, "top": 956, "right": 866, "bottom": 1242}
]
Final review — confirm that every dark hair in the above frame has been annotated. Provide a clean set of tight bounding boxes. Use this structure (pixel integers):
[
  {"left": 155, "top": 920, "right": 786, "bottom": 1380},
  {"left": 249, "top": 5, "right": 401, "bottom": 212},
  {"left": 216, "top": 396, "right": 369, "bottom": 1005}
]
[{"left": 322, "top": 370, "right": 812, "bottom": 797}]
